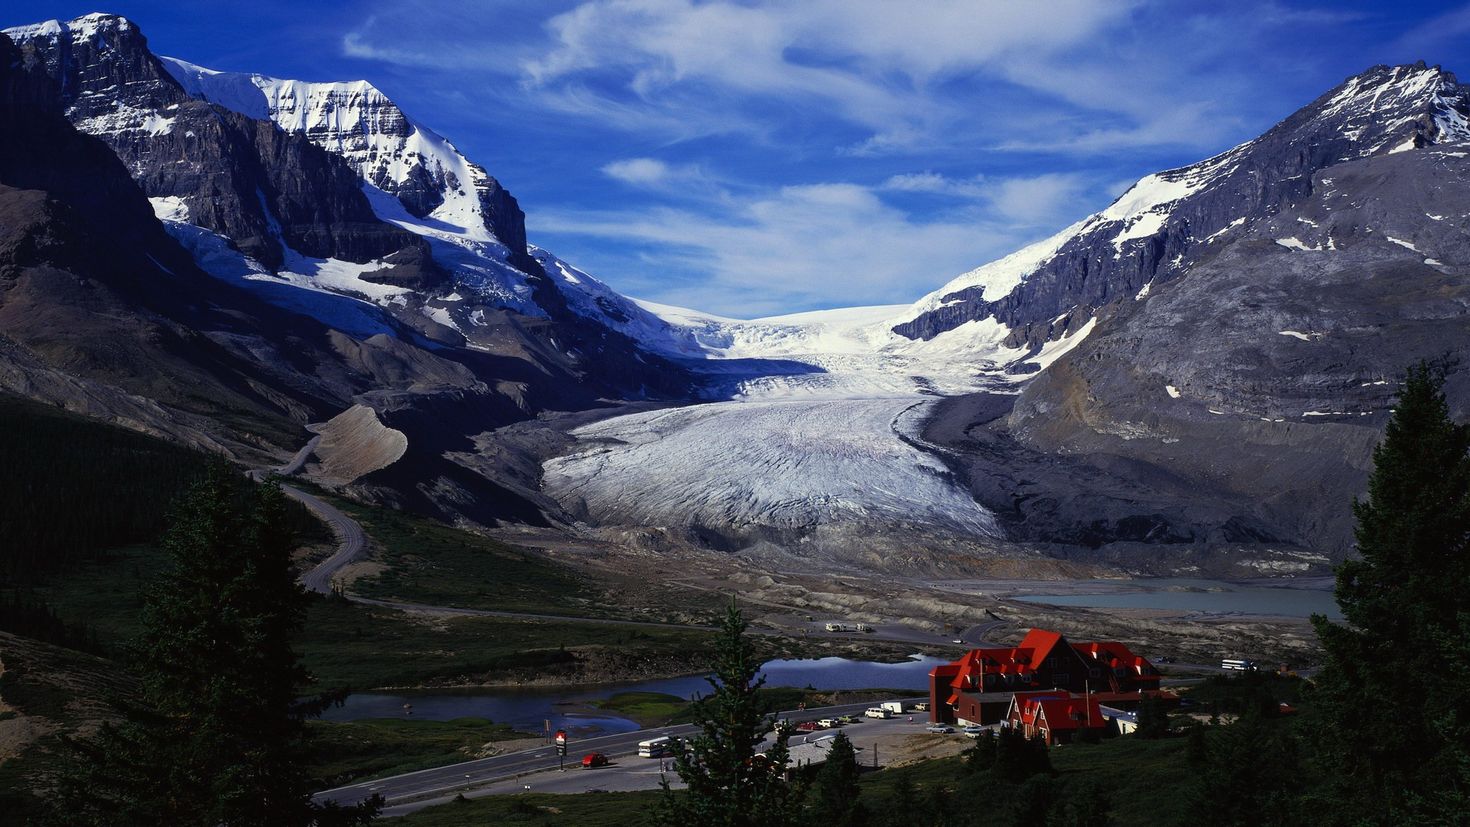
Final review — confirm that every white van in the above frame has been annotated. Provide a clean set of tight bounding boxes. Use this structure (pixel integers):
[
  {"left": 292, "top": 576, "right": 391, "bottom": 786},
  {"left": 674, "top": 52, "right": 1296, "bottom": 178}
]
[{"left": 865, "top": 707, "right": 891, "bottom": 719}]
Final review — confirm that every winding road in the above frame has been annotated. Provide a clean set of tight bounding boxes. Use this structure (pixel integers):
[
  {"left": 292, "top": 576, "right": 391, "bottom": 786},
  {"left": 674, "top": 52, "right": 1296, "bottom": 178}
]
[{"left": 286, "top": 486, "right": 366, "bottom": 595}]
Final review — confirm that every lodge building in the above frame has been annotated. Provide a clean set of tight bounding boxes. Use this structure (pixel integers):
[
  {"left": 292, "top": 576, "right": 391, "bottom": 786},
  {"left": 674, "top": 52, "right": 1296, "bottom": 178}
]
[{"left": 929, "top": 628, "right": 1166, "bottom": 726}]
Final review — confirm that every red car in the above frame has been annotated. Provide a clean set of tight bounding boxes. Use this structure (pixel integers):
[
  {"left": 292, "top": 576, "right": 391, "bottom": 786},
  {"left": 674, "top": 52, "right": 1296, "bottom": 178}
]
[{"left": 582, "top": 752, "right": 609, "bottom": 768}]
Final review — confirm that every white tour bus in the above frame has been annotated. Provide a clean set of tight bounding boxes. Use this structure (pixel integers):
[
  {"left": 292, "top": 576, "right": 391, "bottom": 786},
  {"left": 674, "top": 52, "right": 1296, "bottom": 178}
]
[
  {"left": 1221, "top": 658, "right": 1258, "bottom": 671},
  {"left": 638, "top": 735, "right": 675, "bottom": 758}
]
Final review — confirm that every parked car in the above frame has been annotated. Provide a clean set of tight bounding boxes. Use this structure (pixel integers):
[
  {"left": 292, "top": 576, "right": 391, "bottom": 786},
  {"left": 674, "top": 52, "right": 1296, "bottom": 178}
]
[
  {"left": 837, "top": 715, "right": 860, "bottom": 724},
  {"left": 817, "top": 717, "right": 843, "bottom": 728},
  {"left": 926, "top": 724, "right": 956, "bottom": 734},
  {"left": 795, "top": 721, "right": 823, "bottom": 732},
  {"left": 582, "top": 752, "right": 609, "bottom": 768},
  {"left": 962, "top": 725, "right": 986, "bottom": 737}
]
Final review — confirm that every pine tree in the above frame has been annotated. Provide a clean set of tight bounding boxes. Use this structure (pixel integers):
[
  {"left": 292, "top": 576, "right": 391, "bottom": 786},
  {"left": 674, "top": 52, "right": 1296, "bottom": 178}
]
[
  {"left": 1134, "top": 694, "right": 1169, "bottom": 739},
  {"left": 811, "top": 729, "right": 865, "bottom": 826},
  {"left": 657, "top": 600, "right": 804, "bottom": 827},
  {"left": 882, "top": 774, "right": 920, "bottom": 827},
  {"left": 1049, "top": 780, "right": 1112, "bottom": 827},
  {"left": 1307, "top": 360, "right": 1470, "bottom": 823},
  {"left": 990, "top": 726, "right": 1052, "bottom": 782},
  {"left": 54, "top": 461, "right": 379, "bottom": 825},
  {"left": 1195, "top": 706, "right": 1301, "bottom": 827}
]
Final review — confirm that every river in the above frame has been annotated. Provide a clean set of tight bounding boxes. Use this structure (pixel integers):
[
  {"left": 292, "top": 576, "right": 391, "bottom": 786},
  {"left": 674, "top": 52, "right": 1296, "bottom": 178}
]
[{"left": 1009, "top": 577, "right": 1342, "bottom": 620}]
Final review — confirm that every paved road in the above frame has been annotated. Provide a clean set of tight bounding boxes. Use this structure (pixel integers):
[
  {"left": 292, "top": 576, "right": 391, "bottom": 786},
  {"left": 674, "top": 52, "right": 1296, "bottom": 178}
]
[
  {"left": 377, "top": 711, "right": 951, "bottom": 817},
  {"left": 958, "top": 619, "right": 1006, "bottom": 646},
  {"left": 286, "top": 485, "right": 366, "bottom": 595},
  {"left": 314, "top": 696, "right": 928, "bottom": 816}
]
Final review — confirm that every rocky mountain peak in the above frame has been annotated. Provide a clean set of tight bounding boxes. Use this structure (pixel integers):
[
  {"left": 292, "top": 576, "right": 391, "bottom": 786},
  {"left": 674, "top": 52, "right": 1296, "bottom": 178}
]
[
  {"left": 889, "top": 62, "right": 1470, "bottom": 357},
  {"left": 4, "top": 14, "right": 431, "bottom": 272},
  {"left": 3, "top": 12, "right": 184, "bottom": 127},
  {"left": 159, "top": 57, "right": 532, "bottom": 267},
  {"left": 1294, "top": 62, "right": 1470, "bottom": 153}
]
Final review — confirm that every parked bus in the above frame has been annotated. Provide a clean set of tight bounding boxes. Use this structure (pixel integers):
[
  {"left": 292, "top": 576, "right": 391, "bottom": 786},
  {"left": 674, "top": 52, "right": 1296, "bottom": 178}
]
[
  {"left": 638, "top": 735, "right": 674, "bottom": 758},
  {"left": 1221, "top": 658, "right": 1257, "bottom": 671}
]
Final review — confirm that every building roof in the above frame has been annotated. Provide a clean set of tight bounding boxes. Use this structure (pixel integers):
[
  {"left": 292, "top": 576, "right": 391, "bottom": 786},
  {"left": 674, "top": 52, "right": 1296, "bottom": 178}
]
[
  {"left": 937, "top": 629, "right": 1161, "bottom": 700},
  {"left": 1072, "top": 640, "right": 1161, "bottom": 682},
  {"left": 1010, "top": 692, "right": 1105, "bottom": 732},
  {"left": 1018, "top": 628, "right": 1066, "bottom": 664}
]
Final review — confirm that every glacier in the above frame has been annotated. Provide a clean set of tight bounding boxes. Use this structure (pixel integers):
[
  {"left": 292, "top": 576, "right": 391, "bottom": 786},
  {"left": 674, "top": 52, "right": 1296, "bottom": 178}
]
[{"left": 543, "top": 397, "right": 1000, "bottom": 551}]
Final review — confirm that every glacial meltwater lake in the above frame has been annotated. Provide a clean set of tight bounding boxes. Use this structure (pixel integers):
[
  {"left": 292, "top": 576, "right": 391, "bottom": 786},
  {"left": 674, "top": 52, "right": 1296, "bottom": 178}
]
[
  {"left": 320, "top": 655, "right": 947, "bottom": 736},
  {"left": 1011, "top": 577, "right": 1342, "bottom": 620}
]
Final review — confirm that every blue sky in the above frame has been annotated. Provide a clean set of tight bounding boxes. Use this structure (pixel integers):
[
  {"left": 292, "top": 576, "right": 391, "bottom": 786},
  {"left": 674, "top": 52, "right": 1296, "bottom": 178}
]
[{"left": 8, "top": 1, "right": 1470, "bottom": 316}]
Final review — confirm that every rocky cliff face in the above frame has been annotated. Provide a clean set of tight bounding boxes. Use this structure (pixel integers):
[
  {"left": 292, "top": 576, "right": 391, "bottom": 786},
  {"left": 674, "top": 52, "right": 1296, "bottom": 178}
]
[
  {"left": 4, "top": 13, "right": 691, "bottom": 396},
  {"left": 0, "top": 13, "right": 694, "bottom": 530},
  {"left": 161, "top": 58, "right": 533, "bottom": 269},
  {"left": 926, "top": 122, "right": 1470, "bottom": 567},
  {"left": 3, "top": 13, "right": 428, "bottom": 272},
  {"left": 892, "top": 64, "right": 1470, "bottom": 358}
]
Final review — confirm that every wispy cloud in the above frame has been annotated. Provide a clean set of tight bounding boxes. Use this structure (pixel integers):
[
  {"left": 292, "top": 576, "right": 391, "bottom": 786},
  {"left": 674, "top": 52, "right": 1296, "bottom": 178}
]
[
  {"left": 1393, "top": 3, "right": 1470, "bottom": 59},
  {"left": 331, "top": 0, "right": 1408, "bottom": 314},
  {"left": 535, "top": 170, "right": 1100, "bottom": 316}
]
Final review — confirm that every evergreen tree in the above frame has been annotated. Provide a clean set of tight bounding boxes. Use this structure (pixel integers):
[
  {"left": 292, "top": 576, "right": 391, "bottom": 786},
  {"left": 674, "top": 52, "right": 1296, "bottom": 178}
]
[
  {"left": 811, "top": 730, "right": 866, "bottom": 826},
  {"left": 54, "top": 461, "right": 378, "bottom": 825},
  {"left": 991, "top": 726, "right": 1053, "bottom": 782},
  {"left": 1049, "top": 780, "right": 1112, "bottom": 827},
  {"left": 657, "top": 600, "right": 804, "bottom": 826},
  {"left": 961, "top": 729, "right": 996, "bottom": 773},
  {"left": 1307, "top": 360, "right": 1470, "bottom": 824},
  {"left": 1007, "top": 775, "right": 1055, "bottom": 826},
  {"left": 1195, "top": 706, "right": 1301, "bottom": 827},
  {"left": 1185, "top": 722, "right": 1208, "bottom": 766},
  {"left": 881, "top": 773, "right": 920, "bottom": 827},
  {"left": 1135, "top": 695, "right": 1170, "bottom": 740}
]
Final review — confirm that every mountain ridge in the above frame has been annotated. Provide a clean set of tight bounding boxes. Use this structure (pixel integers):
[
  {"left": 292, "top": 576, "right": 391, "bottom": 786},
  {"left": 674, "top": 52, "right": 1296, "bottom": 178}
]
[{"left": 5, "top": 10, "right": 1470, "bottom": 571}]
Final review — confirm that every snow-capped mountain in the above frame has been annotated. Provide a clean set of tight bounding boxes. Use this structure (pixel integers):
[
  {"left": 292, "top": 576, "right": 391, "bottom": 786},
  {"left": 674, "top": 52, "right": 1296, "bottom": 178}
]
[
  {"left": 6, "top": 10, "right": 1470, "bottom": 571},
  {"left": 159, "top": 57, "right": 533, "bottom": 268},
  {"left": 889, "top": 63, "right": 1470, "bottom": 353},
  {"left": 3, "top": 12, "right": 691, "bottom": 398},
  {"left": 538, "top": 62, "right": 1470, "bottom": 570},
  {"left": 0, "top": 12, "right": 698, "bottom": 529}
]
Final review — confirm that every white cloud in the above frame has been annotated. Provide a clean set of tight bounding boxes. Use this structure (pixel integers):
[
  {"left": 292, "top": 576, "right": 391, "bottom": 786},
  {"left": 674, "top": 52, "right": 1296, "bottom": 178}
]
[
  {"left": 882, "top": 172, "right": 989, "bottom": 198},
  {"left": 602, "top": 157, "right": 676, "bottom": 185},
  {"left": 534, "top": 177, "right": 1077, "bottom": 316},
  {"left": 348, "top": 0, "right": 1163, "bottom": 153},
  {"left": 881, "top": 171, "right": 1090, "bottom": 226}
]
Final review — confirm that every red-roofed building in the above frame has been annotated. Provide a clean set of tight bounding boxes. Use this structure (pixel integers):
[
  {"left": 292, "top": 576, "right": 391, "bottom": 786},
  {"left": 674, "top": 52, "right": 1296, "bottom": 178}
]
[
  {"left": 1071, "top": 641, "right": 1163, "bottom": 694},
  {"left": 1006, "top": 691, "right": 1107, "bottom": 746},
  {"left": 929, "top": 629, "right": 1164, "bottom": 725}
]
